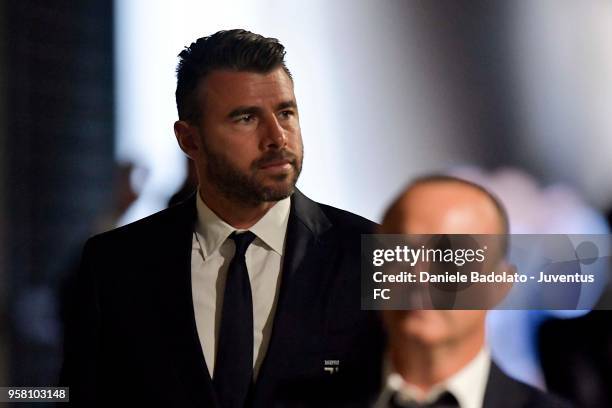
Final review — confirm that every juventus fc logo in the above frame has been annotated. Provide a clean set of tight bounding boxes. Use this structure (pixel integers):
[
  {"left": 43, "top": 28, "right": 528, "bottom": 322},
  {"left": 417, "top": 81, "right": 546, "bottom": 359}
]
[{"left": 323, "top": 360, "right": 340, "bottom": 374}]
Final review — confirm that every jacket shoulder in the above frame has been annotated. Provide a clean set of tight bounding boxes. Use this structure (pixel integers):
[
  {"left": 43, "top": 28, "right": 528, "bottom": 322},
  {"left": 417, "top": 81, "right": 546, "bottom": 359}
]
[
  {"left": 485, "top": 362, "right": 573, "bottom": 408},
  {"left": 317, "top": 202, "right": 377, "bottom": 234},
  {"left": 85, "top": 198, "right": 195, "bottom": 249}
]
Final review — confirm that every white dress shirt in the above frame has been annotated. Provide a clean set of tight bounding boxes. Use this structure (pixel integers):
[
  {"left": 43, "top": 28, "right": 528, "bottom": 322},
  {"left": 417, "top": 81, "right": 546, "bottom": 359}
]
[
  {"left": 191, "top": 192, "right": 290, "bottom": 379},
  {"left": 374, "top": 348, "right": 491, "bottom": 408}
]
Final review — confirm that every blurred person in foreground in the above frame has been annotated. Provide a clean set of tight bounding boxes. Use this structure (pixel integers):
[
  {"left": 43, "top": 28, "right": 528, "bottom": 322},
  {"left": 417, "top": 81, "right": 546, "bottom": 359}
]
[
  {"left": 371, "top": 175, "right": 569, "bottom": 408},
  {"left": 61, "top": 29, "right": 383, "bottom": 407}
]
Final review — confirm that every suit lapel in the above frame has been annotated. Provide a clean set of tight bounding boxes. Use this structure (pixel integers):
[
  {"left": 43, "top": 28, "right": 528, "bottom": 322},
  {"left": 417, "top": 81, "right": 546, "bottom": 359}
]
[
  {"left": 280, "top": 189, "right": 333, "bottom": 282},
  {"left": 151, "top": 195, "right": 218, "bottom": 407},
  {"left": 251, "top": 189, "right": 334, "bottom": 404},
  {"left": 482, "top": 362, "right": 528, "bottom": 408}
]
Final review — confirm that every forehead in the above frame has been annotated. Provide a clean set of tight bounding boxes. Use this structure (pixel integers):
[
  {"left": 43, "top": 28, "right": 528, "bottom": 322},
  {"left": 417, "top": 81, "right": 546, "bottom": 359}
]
[
  {"left": 197, "top": 68, "right": 295, "bottom": 111},
  {"left": 399, "top": 182, "right": 503, "bottom": 235}
]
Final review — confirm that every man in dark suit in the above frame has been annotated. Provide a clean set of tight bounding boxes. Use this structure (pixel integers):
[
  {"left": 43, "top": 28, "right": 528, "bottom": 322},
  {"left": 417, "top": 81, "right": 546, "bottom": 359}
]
[
  {"left": 61, "top": 29, "right": 383, "bottom": 407},
  {"left": 370, "top": 176, "right": 569, "bottom": 408},
  {"left": 539, "top": 310, "right": 612, "bottom": 408}
]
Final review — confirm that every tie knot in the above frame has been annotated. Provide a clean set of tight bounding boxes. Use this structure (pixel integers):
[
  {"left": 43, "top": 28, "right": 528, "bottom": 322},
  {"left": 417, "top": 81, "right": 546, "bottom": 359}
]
[
  {"left": 230, "top": 231, "right": 257, "bottom": 257},
  {"left": 390, "top": 390, "right": 459, "bottom": 408},
  {"left": 430, "top": 391, "right": 459, "bottom": 408}
]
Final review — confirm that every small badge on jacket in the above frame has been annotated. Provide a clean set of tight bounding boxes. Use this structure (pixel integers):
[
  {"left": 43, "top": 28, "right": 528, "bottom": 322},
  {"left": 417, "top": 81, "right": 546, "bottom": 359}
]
[{"left": 323, "top": 360, "right": 340, "bottom": 374}]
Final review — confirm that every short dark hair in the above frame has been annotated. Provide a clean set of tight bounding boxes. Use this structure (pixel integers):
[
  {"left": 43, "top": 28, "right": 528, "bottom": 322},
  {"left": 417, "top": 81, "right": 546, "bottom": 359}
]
[{"left": 175, "top": 29, "right": 292, "bottom": 122}]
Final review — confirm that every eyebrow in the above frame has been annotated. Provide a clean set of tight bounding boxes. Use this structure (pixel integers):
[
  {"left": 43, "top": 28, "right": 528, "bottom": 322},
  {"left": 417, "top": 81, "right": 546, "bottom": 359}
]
[
  {"left": 227, "top": 100, "right": 297, "bottom": 119},
  {"left": 277, "top": 100, "right": 297, "bottom": 111}
]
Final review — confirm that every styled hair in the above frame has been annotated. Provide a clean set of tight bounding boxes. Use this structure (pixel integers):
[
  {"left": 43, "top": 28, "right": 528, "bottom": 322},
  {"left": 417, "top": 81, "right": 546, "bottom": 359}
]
[{"left": 175, "top": 29, "right": 292, "bottom": 122}]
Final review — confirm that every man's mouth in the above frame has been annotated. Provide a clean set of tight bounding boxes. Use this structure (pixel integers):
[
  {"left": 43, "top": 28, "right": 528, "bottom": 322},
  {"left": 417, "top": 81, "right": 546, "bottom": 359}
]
[
  {"left": 255, "top": 151, "right": 296, "bottom": 171},
  {"left": 259, "top": 160, "right": 292, "bottom": 170}
]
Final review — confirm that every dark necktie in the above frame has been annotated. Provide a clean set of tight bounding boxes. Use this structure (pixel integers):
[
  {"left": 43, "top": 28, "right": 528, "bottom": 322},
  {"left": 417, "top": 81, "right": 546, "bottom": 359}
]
[
  {"left": 389, "top": 390, "right": 460, "bottom": 408},
  {"left": 213, "top": 231, "right": 257, "bottom": 408}
]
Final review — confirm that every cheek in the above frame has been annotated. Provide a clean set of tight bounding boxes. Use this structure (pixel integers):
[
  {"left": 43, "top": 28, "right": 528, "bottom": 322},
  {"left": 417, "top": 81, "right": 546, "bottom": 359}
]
[
  {"left": 286, "top": 126, "right": 303, "bottom": 147},
  {"left": 210, "top": 133, "right": 260, "bottom": 165},
  {"left": 452, "top": 311, "right": 485, "bottom": 337},
  {"left": 204, "top": 123, "right": 255, "bottom": 150}
]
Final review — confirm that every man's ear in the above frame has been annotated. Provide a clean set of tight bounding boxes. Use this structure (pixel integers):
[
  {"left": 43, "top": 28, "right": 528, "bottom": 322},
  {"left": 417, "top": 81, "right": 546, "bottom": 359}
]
[
  {"left": 502, "top": 261, "right": 517, "bottom": 275},
  {"left": 174, "top": 120, "right": 201, "bottom": 160}
]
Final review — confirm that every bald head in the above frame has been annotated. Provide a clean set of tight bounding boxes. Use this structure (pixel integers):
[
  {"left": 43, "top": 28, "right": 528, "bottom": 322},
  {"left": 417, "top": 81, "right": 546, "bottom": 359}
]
[
  {"left": 381, "top": 176, "right": 508, "bottom": 236},
  {"left": 380, "top": 177, "right": 510, "bottom": 363}
]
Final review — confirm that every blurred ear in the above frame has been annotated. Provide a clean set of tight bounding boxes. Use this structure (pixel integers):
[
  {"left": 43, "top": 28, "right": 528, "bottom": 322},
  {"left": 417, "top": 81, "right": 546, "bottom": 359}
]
[
  {"left": 501, "top": 261, "right": 517, "bottom": 275},
  {"left": 174, "top": 120, "right": 201, "bottom": 160}
]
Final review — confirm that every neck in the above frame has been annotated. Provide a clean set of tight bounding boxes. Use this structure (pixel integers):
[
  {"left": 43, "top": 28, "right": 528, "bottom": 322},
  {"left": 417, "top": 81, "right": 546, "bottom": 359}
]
[
  {"left": 388, "top": 330, "right": 484, "bottom": 393},
  {"left": 198, "top": 187, "right": 277, "bottom": 230}
]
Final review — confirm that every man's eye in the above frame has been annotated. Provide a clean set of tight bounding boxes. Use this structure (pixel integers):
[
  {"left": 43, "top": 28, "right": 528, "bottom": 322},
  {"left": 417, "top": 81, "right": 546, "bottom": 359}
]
[
  {"left": 235, "top": 114, "right": 254, "bottom": 123},
  {"left": 279, "top": 110, "right": 295, "bottom": 119}
]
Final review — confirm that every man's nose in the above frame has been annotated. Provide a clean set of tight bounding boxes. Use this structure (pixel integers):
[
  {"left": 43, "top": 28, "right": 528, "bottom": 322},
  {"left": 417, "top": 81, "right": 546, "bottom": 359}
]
[{"left": 262, "top": 115, "right": 287, "bottom": 149}]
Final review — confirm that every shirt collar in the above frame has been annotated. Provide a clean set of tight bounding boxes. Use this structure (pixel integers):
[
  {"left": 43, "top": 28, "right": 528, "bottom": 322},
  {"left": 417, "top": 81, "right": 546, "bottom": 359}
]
[
  {"left": 444, "top": 347, "right": 491, "bottom": 408},
  {"left": 377, "top": 347, "right": 491, "bottom": 408},
  {"left": 195, "top": 191, "right": 291, "bottom": 258}
]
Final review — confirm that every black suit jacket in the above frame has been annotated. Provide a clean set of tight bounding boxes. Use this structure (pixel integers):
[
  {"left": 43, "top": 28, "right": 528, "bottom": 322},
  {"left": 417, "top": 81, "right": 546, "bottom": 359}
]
[
  {"left": 539, "top": 311, "right": 612, "bottom": 408},
  {"left": 61, "top": 190, "right": 384, "bottom": 407},
  {"left": 482, "top": 362, "right": 571, "bottom": 408}
]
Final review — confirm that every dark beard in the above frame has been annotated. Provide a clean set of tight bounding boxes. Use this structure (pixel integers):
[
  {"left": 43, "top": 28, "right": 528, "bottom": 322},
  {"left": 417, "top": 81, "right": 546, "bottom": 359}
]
[{"left": 202, "top": 143, "right": 303, "bottom": 206}]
